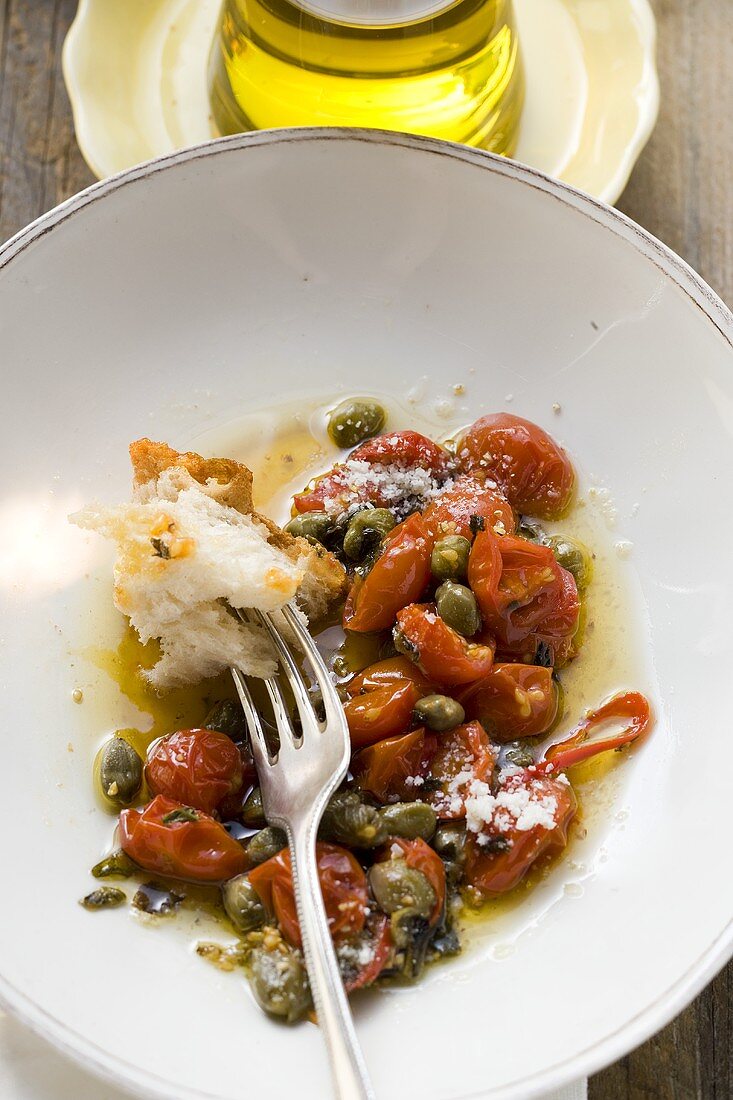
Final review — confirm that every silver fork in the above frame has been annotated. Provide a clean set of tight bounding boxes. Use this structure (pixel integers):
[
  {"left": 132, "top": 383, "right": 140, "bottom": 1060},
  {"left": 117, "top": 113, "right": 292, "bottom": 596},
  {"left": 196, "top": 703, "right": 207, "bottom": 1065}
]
[{"left": 231, "top": 603, "right": 375, "bottom": 1100}]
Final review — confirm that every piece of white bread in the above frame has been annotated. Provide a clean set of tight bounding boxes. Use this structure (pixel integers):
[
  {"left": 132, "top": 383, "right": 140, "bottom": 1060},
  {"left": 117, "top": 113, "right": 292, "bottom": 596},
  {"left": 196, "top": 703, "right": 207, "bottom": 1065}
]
[{"left": 72, "top": 439, "right": 348, "bottom": 689}]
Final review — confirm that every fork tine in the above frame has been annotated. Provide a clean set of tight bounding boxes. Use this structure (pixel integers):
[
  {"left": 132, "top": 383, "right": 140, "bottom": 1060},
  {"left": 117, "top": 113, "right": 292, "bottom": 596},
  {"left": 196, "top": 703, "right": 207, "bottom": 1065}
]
[
  {"left": 251, "top": 608, "right": 315, "bottom": 726},
  {"left": 281, "top": 604, "right": 345, "bottom": 724},
  {"left": 230, "top": 667, "right": 276, "bottom": 768}
]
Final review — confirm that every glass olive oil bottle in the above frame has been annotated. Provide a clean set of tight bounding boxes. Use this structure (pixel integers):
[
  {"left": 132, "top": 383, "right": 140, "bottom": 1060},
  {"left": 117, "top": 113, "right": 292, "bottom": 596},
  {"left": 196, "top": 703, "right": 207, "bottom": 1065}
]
[{"left": 209, "top": 0, "right": 524, "bottom": 153}]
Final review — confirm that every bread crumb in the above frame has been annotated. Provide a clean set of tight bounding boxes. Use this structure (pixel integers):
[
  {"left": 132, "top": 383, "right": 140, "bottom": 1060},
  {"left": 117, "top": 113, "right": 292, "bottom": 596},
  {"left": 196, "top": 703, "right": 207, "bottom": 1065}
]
[{"left": 71, "top": 688, "right": 84, "bottom": 704}]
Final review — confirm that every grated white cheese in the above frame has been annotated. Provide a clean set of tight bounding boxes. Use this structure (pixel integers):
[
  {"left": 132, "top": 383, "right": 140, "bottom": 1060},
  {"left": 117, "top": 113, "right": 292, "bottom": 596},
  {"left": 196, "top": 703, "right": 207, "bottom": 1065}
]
[
  {"left": 464, "top": 773, "right": 559, "bottom": 841},
  {"left": 321, "top": 458, "right": 455, "bottom": 518}
]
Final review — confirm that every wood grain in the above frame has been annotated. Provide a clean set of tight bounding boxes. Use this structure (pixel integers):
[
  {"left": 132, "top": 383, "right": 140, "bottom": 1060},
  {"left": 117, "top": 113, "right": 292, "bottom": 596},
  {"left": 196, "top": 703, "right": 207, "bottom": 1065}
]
[{"left": 0, "top": 1, "right": 731, "bottom": 1096}]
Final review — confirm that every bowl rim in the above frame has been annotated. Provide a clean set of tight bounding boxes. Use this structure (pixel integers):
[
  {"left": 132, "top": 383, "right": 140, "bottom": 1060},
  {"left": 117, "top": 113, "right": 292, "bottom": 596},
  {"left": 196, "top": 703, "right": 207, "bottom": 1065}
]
[{"left": 0, "top": 126, "right": 731, "bottom": 1100}]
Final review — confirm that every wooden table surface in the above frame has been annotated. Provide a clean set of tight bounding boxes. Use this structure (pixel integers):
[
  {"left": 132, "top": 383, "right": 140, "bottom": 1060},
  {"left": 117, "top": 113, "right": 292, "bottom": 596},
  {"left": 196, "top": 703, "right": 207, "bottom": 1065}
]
[{"left": 0, "top": 1, "right": 731, "bottom": 1096}]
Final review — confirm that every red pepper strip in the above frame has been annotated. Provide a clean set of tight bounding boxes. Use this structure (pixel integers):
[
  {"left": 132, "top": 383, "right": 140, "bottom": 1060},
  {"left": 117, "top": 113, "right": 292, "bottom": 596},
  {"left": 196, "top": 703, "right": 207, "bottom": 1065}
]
[{"left": 541, "top": 691, "right": 651, "bottom": 772}]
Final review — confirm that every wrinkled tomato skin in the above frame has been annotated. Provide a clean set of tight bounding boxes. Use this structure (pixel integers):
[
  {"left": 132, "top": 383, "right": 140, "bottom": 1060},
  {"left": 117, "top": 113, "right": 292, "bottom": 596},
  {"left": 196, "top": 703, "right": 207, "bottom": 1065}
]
[
  {"left": 145, "top": 728, "right": 244, "bottom": 814},
  {"left": 542, "top": 691, "right": 652, "bottom": 771},
  {"left": 351, "top": 728, "right": 437, "bottom": 802},
  {"left": 345, "top": 657, "right": 435, "bottom": 698},
  {"left": 119, "top": 795, "right": 248, "bottom": 883},
  {"left": 458, "top": 413, "right": 575, "bottom": 519},
  {"left": 344, "top": 680, "right": 424, "bottom": 749},
  {"left": 350, "top": 431, "right": 450, "bottom": 475},
  {"left": 343, "top": 514, "right": 433, "bottom": 633},
  {"left": 395, "top": 603, "right": 495, "bottom": 686},
  {"left": 464, "top": 775, "right": 576, "bottom": 897},
  {"left": 423, "top": 475, "right": 516, "bottom": 541},
  {"left": 377, "top": 837, "right": 446, "bottom": 925},
  {"left": 249, "top": 842, "right": 368, "bottom": 948},
  {"left": 468, "top": 530, "right": 579, "bottom": 651},
  {"left": 459, "top": 664, "right": 559, "bottom": 741},
  {"left": 426, "top": 721, "right": 496, "bottom": 819}
]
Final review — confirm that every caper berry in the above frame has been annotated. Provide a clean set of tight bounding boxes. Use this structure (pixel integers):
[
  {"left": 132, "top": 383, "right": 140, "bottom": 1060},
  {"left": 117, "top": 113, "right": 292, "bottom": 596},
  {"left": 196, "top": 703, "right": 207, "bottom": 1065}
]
[
  {"left": 342, "top": 508, "right": 395, "bottom": 562},
  {"left": 204, "top": 700, "right": 248, "bottom": 740},
  {"left": 246, "top": 826, "right": 287, "bottom": 865},
  {"left": 97, "top": 736, "right": 143, "bottom": 807},
  {"left": 435, "top": 581, "right": 481, "bottom": 637},
  {"left": 545, "top": 534, "right": 593, "bottom": 590},
  {"left": 327, "top": 398, "right": 386, "bottom": 449},
  {"left": 241, "top": 786, "right": 266, "bottom": 828},
  {"left": 319, "top": 791, "right": 387, "bottom": 848},
  {"left": 430, "top": 535, "right": 471, "bottom": 582},
  {"left": 284, "top": 511, "right": 335, "bottom": 547},
  {"left": 91, "top": 849, "right": 137, "bottom": 880},
  {"left": 223, "top": 875, "right": 267, "bottom": 932},
  {"left": 369, "top": 860, "right": 436, "bottom": 919},
  {"left": 249, "top": 942, "right": 312, "bottom": 1023},
  {"left": 80, "top": 887, "right": 126, "bottom": 911},
  {"left": 378, "top": 802, "right": 437, "bottom": 841},
  {"left": 412, "top": 694, "right": 465, "bottom": 732}
]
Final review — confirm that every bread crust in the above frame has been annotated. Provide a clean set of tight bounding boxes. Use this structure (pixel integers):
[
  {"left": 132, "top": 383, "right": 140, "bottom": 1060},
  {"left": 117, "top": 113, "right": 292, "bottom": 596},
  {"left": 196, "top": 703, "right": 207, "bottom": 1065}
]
[{"left": 129, "top": 438, "right": 348, "bottom": 616}]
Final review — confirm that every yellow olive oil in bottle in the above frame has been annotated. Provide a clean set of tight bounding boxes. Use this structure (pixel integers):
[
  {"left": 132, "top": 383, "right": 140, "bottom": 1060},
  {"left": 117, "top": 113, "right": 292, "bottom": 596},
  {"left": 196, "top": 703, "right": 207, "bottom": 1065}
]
[{"left": 209, "top": 0, "right": 524, "bottom": 153}]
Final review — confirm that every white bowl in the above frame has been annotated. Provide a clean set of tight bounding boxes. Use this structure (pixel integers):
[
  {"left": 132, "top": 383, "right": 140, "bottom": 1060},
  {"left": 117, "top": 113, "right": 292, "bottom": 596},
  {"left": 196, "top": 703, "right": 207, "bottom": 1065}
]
[{"left": 0, "top": 129, "right": 731, "bottom": 1100}]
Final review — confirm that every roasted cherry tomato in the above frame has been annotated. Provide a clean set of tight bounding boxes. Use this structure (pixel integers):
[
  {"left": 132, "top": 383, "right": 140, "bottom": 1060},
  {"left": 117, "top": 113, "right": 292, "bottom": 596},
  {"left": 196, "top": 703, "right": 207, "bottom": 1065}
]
[
  {"left": 350, "top": 431, "right": 450, "bottom": 476},
  {"left": 395, "top": 603, "right": 495, "bottom": 686},
  {"left": 345, "top": 656, "right": 435, "bottom": 698},
  {"left": 344, "top": 680, "right": 424, "bottom": 749},
  {"left": 119, "top": 795, "right": 247, "bottom": 883},
  {"left": 468, "top": 530, "right": 579, "bottom": 651},
  {"left": 249, "top": 842, "right": 368, "bottom": 948},
  {"left": 145, "top": 728, "right": 244, "bottom": 814},
  {"left": 464, "top": 774, "right": 576, "bottom": 897},
  {"left": 542, "top": 691, "right": 651, "bottom": 771},
  {"left": 343, "top": 914, "right": 392, "bottom": 993},
  {"left": 425, "top": 721, "right": 496, "bottom": 819},
  {"left": 377, "top": 837, "right": 447, "bottom": 925},
  {"left": 458, "top": 413, "right": 575, "bottom": 519},
  {"left": 344, "top": 514, "right": 433, "bottom": 633},
  {"left": 351, "top": 728, "right": 437, "bottom": 802},
  {"left": 459, "top": 664, "right": 559, "bottom": 741},
  {"left": 423, "top": 475, "right": 516, "bottom": 541}
]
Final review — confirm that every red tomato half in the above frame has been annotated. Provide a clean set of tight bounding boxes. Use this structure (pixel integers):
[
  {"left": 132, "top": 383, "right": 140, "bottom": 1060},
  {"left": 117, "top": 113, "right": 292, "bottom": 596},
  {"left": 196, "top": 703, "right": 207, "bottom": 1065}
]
[
  {"left": 345, "top": 656, "right": 435, "bottom": 698},
  {"left": 119, "top": 795, "right": 247, "bottom": 883},
  {"left": 464, "top": 774, "right": 576, "bottom": 897},
  {"left": 249, "top": 842, "right": 368, "bottom": 948},
  {"left": 145, "top": 729, "right": 244, "bottom": 814},
  {"left": 459, "top": 664, "right": 559, "bottom": 741},
  {"left": 425, "top": 721, "right": 496, "bottom": 819},
  {"left": 458, "top": 413, "right": 575, "bottom": 519},
  {"left": 351, "top": 728, "right": 437, "bottom": 802},
  {"left": 395, "top": 603, "right": 495, "bottom": 686},
  {"left": 344, "top": 680, "right": 423, "bottom": 749},
  {"left": 343, "top": 514, "right": 433, "bottom": 633},
  {"left": 350, "top": 431, "right": 450, "bottom": 476},
  {"left": 377, "top": 837, "right": 447, "bottom": 925},
  {"left": 468, "top": 530, "right": 579, "bottom": 651},
  {"left": 423, "top": 475, "right": 516, "bottom": 541}
]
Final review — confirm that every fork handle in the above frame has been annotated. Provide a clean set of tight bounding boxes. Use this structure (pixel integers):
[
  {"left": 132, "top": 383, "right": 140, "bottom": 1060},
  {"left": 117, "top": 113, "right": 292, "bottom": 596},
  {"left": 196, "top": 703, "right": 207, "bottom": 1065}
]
[{"left": 289, "top": 821, "right": 375, "bottom": 1100}]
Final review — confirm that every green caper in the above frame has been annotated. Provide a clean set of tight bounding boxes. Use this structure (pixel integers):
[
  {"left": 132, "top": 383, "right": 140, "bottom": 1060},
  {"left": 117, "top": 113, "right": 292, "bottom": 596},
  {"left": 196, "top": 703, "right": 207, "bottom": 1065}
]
[
  {"left": 249, "top": 942, "right": 312, "bottom": 1023},
  {"left": 319, "top": 791, "right": 387, "bottom": 848},
  {"left": 435, "top": 581, "right": 481, "bottom": 637},
  {"left": 241, "top": 787, "right": 266, "bottom": 828},
  {"left": 517, "top": 518, "right": 547, "bottom": 543},
  {"left": 283, "top": 511, "right": 335, "bottom": 547},
  {"left": 246, "top": 826, "right": 287, "bottom": 865},
  {"left": 327, "top": 398, "right": 386, "bottom": 449},
  {"left": 204, "top": 700, "right": 247, "bottom": 740},
  {"left": 342, "top": 508, "right": 396, "bottom": 561},
  {"left": 80, "top": 887, "right": 126, "bottom": 911},
  {"left": 503, "top": 743, "right": 536, "bottom": 768},
  {"left": 432, "top": 823, "right": 468, "bottom": 865},
  {"left": 96, "top": 737, "right": 143, "bottom": 807},
  {"left": 223, "top": 875, "right": 267, "bottom": 932},
  {"left": 369, "top": 860, "right": 436, "bottom": 919},
  {"left": 412, "top": 694, "right": 465, "bottom": 732},
  {"left": 430, "top": 535, "right": 471, "bottom": 582},
  {"left": 91, "top": 849, "right": 137, "bottom": 880},
  {"left": 545, "top": 534, "right": 593, "bottom": 590},
  {"left": 378, "top": 802, "right": 437, "bottom": 841}
]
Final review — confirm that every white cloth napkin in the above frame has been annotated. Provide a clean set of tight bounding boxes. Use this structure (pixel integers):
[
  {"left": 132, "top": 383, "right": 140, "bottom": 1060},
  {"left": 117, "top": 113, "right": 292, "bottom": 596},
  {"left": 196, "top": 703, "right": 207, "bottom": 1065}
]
[{"left": 0, "top": 1013, "right": 587, "bottom": 1099}]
